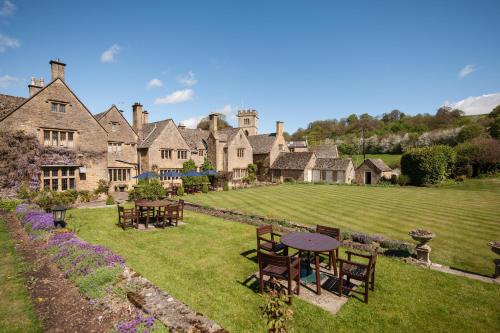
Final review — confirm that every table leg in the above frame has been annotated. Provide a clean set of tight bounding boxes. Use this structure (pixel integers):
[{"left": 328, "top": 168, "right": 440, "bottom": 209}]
[
  {"left": 315, "top": 253, "right": 321, "bottom": 295},
  {"left": 146, "top": 207, "right": 150, "bottom": 229}
]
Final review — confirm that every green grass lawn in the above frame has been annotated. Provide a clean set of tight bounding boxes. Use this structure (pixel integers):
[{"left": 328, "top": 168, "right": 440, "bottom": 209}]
[
  {"left": 0, "top": 219, "right": 42, "bottom": 333},
  {"left": 70, "top": 208, "right": 500, "bottom": 333},
  {"left": 183, "top": 177, "right": 500, "bottom": 275},
  {"left": 348, "top": 154, "right": 402, "bottom": 167}
]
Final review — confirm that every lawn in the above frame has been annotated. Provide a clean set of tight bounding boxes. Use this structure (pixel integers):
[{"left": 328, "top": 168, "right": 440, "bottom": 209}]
[
  {"left": 183, "top": 177, "right": 500, "bottom": 275},
  {"left": 0, "top": 218, "right": 42, "bottom": 333},
  {"left": 70, "top": 208, "right": 500, "bottom": 333},
  {"left": 348, "top": 154, "right": 402, "bottom": 167}
]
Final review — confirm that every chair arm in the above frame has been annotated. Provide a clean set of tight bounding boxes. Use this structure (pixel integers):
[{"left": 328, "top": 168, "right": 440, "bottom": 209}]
[
  {"left": 345, "top": 250, "right": 373, "bottom": 260},
  {"left": 271, "top": 232, "right": 282, "bottom": 238},
  {"left": 257, "top": 236, "right": 277, "bottom": 244},
  {"left": 338, "top": 258, "right": 369, "bottom": 269}
]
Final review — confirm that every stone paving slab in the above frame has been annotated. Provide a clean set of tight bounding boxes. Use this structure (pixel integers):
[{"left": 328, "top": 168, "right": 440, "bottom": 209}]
[{"left": 429, "top": 263, "right": 500, "bottom": 285}]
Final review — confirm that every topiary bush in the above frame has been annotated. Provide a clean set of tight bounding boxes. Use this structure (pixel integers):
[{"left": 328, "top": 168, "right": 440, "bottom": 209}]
[
  {"left": 398, "top": 174, "right": 410, "bottom": 186},
  {"left": 201, "top": 183, "right": 208, "bottom": 193},
  {"left": 401, "top": 145, "right": 456, "bottom": 185},
  {"left": 106, "top": 196, "right": 115, "bottom": 205},
  {"left": 223, "top": 181, "right": 229, "bottom": 191},
  {"left": 177, "top": 185, "right": 185, "bottom": 196}
]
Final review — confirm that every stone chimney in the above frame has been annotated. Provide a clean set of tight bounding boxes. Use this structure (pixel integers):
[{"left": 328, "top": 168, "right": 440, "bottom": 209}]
[
  {"left": 209, "top": 113, "right": 218, "bottom": 133},
  {"left": 132, "top": 103, "right": 143, "bottom": 132},
  {"left": 142, "top": 110, "right": 149, "bottom": 125},
  {"left": 276, "top": 121, "right": 284, "bottom": 137},
  {"left": 50, "top": 59, "right": 66, "bottom": 81},
  {"left": 28, "top": 76, "right": 45, "bottom": 97}
]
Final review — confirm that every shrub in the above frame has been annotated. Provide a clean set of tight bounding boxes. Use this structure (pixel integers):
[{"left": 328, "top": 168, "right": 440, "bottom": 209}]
[
  {"left": 401, "top": 145, "right": 456, "bottom": 185},
  {"left": 78, "top": 190, "right": 91, "bottom": 203},
  {"left": 114, "top": 314, "right": 168, "bottom": 333},
  {"left": 201, "top": 183, "right": 208, "bottom": 193},
  {"left": 128, "top": 179, "right": 166, "bottom": 200},
  {"left": 340, "top": 230, "right": 352, "bottom": 241},
  {"left": 454, "top": 138, "right": 500, "bottom": 176},
  {"left": 398, "top": 174, "right": 410, "bottom": 186},
  {"left": 223, "top": 181, "right": 229, "bottom": 191},
  {"left": 457, "top": 124, "right": 485, "bottom": 143},
  {"left": 0, "top": 198, "right": 22, "bottom": 212},
  {"left": 177, "top": 185, "right": 185, "bottom": 196},
  {"left": 283, "top": 178, "right": 296, "bottom": 184},
  {"left": 261, "top": 288, "right": 293, "bottom": 333},
  {"left": 94, "top": 179, "right": 110, "bottom": 196},
  {"left": 351, "top": 232, "right": 374, "bottom": 244},
  {"left": 106, "top": 196, "right": 115, "bottom": 205}
]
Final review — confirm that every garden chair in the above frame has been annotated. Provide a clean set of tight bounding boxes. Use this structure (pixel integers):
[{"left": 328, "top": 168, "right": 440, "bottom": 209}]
[
  {"left": 117, "top": 205, "right": 137, "bottom": 230},
  {"left": 256, "top": 225, "right": 288, "bottom": 255},
  {"left": 316, "top": 225, "right": 340, "bottom": 275},
  {"left": 178, "top": 199, "right": 185, "bottom": 220},
  {"left": 157, "top": 204, "right": 180, "bottom": 227},
  {"left": 258, "top": 251, "right": 301, "bottom": 296},
  {"left": 338, "top": 250, "right": 377, "bottom": 303}
]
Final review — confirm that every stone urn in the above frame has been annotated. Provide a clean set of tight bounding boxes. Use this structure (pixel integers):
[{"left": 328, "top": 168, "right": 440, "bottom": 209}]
[
  {"left": 488, "top": 241, "right": 500, "bottom": 278},
  {"left": 409, "top": 229, "right": 435, "bottom": 265}
]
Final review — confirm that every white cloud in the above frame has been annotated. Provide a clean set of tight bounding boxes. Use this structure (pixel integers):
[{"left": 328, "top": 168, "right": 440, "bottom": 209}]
[
  {"left": 0, "top": 0, "right": 15, "bottom": 17},
  {"left": 154, "top": 89, "right": 194, "bottom": 105},
  {"left": 0, "top": 34, "right": 20, "bottom": 53},
  {"left": 444, "top": 93, "right": 500, "bottom": 115},
  {"left": 147, "top": 78, "right": 163, "bottom": 89},
  {"left": 100, "top": 44, "right": 121, "bottom": 63},
  {"left": 458, "top": 64, "right": 477, "bottom": 79},
  {"left": 0, "top": 74, "right": 20, "bottom": 87},
  {"left": 180, "top": 116, "right": 204, "bottom": 129},
  {"left": 178, "top": 71, "right": 197, "bottom": 87}
]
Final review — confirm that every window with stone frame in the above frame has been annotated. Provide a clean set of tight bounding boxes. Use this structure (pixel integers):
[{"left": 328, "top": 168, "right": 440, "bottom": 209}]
[
  {"left": 237, "top": 148, "right": 245, "bottom": 158},
  {"left": 244, "top": 118, "right": 250, "bottom": 125},
  {"left": 108, "top": 168, "right": 131, "bottom": 182},
  {"left": 43, "top": 129, "right": 75, "bottom": 148},
  {"left": 108, "top": 142, "right": 122, "bottom": 156},
  {"left": 233, "top": 168, "right": 247, "bottom": 179},
  {"left": 42, "top": 167, "right": 76, "bottom": 191},
  {"left": 160, "top": 169, "right": 181, "bottom": 180},
  {"left": 161, "top": 149, "right": 173, "bottom": 159},
  {"left": 177, "top": 150, "right": 188, "bottom": 159},
  {"left": 50, "top": 102, "right": 67, "bottom": 113}
]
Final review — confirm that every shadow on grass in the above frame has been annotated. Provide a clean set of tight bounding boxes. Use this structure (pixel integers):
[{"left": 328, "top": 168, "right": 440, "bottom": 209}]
[{"left": 240, "top": 249, "right": 258, "bottom": 264}]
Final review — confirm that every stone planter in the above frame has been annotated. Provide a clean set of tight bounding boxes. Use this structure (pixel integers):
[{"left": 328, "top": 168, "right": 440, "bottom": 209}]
[
  {"left": 409, "top": 230, "right": 435, "bottom": 265},
  {"left": 488, "top": 241, "right": 500, "bottom": 278}
]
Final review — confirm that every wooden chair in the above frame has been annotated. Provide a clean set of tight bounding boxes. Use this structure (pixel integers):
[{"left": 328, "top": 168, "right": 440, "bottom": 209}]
[
  {"left": 258, "top": 251, "right": 301, "bottom": 296},
  {"left": 338, "top": 251, "right": 377, "bottom": 303},
  {"left": 117, "top": 205, "right": 137, "bottom": 230},
  {"left": 178, "top": 199, "right": 184, "bottom": 220},
  {"left": 157, "top": 204, "right": 180, "bottom": 227},
  {"left": 256, "top": 225, "right": 288, "bottom": 255},
  {"left": 316, "top": 225, "right": 340, "bottom": 275}
]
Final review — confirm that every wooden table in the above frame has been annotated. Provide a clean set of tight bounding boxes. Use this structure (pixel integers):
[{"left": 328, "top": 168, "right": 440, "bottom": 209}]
[
  {"left": 281, "top": 232, "right": 340, "bottom": 295},
  {"left": 135, "top": 200, "right": 171, "bottom": 228}
]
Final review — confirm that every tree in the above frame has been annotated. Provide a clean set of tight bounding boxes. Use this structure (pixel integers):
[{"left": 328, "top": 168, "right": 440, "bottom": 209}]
[
  {"left": 197, "top": 114, "right": 231, "bottom": 130},
  {"left": 488, "top": 105, "right": 500, "bottom": 119},
  {"left": 457, "top": 124, "right": 485, "bottom": 143},
  {"left": 489, "top": 117, "right": 500, "bottom": 139}
]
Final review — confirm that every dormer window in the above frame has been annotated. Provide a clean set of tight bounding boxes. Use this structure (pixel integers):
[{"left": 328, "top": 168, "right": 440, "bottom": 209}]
[{"left": 111, "top": 121, "right": 119, "bottom": 132}]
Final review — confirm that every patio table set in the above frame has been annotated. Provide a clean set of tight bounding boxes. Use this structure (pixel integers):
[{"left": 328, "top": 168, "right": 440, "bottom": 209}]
[
  {"left": 117, "top": 199, "right": 185, "bottom": 229},
  {"left": 256, "top": 225, "right": 378, "bottom": 303}
]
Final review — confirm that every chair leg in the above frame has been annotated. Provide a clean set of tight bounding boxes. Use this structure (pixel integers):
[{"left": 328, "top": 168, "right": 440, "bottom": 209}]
[
  {"left": 259, "top": 275, "right": 264, "bottom": 294},
  {"left": 288, "top": 278, "right": 292, "bottom": 296},
  {"left": 364, "top": 282, "right": 369, "bottom": 303},
  {"left": 371, "top": 270, "right": 375, "bottom": 291},
  {"left": 339, "top": 272, "right": 343, "bottom": 297},
  {"left": 332, "top": 251, "right": 338, "bottom": 276},
  {"left": 296, "top": 274, "right": 300, "bottom": 295}
]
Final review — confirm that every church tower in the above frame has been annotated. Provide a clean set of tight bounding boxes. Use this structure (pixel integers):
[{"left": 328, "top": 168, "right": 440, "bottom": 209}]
[{"left": 237, "top": 109, "right": 259, "bottom": 136}]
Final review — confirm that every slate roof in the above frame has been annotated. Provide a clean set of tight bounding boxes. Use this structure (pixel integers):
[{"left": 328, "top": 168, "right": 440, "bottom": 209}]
[
  {"left": 215, "top": 127, "right": 240, "bottom": 142},
  {"left": 366, "top": 158, "right": 392, "bottom": 173},
  {"left": 314, "top": 158, "right": 352, "bottom": 170},
  {"left": 94, "top": 111, "right": 107, "bottom": 120},
  {"left": 139, "top": 120, "right": 171, "bottom": 148},
  {"left": 309, "top": 144, "right": 338, "bottom": 158},
  {"left": 0, "top": 94, "right": 26, "bottom": 120},
  {"left": 178, "top": 128, "right": 209, "bottom": 150},
  {"left": 247, "top": 133, "right": 277, "bottom": 154},
  {"left": 271, "top": 152, "right": 315, "bottom": 170},
  {"left": 287, "top": 141, "right": 307, "bottom": 148}
]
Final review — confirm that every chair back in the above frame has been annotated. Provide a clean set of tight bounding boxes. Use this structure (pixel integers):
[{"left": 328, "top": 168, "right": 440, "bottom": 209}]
[
  {"left": 316, "top": 225, "right": 340, "bottom": 241},
  {"left": 256, "top": 225, "right": 273, "bottom": 236},
  {"left": 168, "top": 204, "right": 180, "bottom": 217},
  {"left": 258, "top": 250, "right": 290, "bottom": 268}
]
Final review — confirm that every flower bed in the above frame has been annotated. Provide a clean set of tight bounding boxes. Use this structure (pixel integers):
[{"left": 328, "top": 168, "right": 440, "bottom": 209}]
[{"left": 113, "top": 313, "right": 169, "bottom": 333}]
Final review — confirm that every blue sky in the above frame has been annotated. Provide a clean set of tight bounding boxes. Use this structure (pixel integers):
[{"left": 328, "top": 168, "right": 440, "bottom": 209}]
[{"left": 1, "top": 0, "right": 499, "bottom": 133}]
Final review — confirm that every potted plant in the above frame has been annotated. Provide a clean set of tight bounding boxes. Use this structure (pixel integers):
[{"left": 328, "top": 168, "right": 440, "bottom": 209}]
[{"left": 118, "top": 184, "right": 128, "bottom": 192}]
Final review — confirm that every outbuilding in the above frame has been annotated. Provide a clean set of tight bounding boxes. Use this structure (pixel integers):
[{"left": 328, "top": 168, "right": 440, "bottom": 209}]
[{"left": 355, "top": 158, "right": 393, "bottom": 184}]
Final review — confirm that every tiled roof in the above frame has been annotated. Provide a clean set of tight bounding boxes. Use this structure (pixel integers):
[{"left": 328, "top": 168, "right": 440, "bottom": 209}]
[
  {"left": 287, "top": 141, "right": 307, "bottom": 148},
  {"left": 0, "top": 94, "right": 26, "bottom": 120},
  {"left": 271, "top": 152, "right": 315, "bottom": 170},
  {"left": 248, "top": 133, "right": 277, "bottom": 154},
  {"left": 139, "top": 120, "right": 171, "bottom": 148},
  {"left": 309, "top": 144, "right": 338, "bottom": 158},
  {"left": 366, "top": 158, "right": 392, "bottom": 173},
  {"left": 314, "top": 158, "right": 352, "bottom": 170},
  {"left": 94, "top": 111, "right": 107, "bottom": 120},
  {"left": 179, "top": 128, "right": 209, "bottom": 150}
]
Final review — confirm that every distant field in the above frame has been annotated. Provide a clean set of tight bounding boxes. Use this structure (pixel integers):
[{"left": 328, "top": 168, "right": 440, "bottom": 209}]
[
  {"left": 347, "top": 154, "right": 402, "bottom": 167},
  {"left": 185, "top": 177, "right": 500, "bottom": 275}
]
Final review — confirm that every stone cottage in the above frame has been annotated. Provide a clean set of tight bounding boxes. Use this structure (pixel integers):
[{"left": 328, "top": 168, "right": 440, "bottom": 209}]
[
  {"left": 95, "top": 105, "right": 139, "bottom": 189},
  {"left": 207, "top": 113, "right": 253, "bottom": 180},
  {"left": 355, "top": 158, "right": 393, "bottom": 184},
  {"left": 312, "top": 158, "right": 355, "bottom": 183},
  {"left": 0, "top": 60, "right": 108, "bottom": 192}
]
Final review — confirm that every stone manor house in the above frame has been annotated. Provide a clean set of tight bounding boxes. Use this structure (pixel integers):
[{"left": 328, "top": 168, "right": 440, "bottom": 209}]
[{"left": 0, "top": 60, "right": 355, "bottom": 192}]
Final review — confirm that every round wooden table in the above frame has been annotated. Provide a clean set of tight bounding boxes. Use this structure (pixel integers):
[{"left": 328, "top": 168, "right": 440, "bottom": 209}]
[
  {"left": 135, "top": 200, "right": 171, "bottom": 228},
  {"left": 281, "top": 232, "right": 340, "bottom": 295}
]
